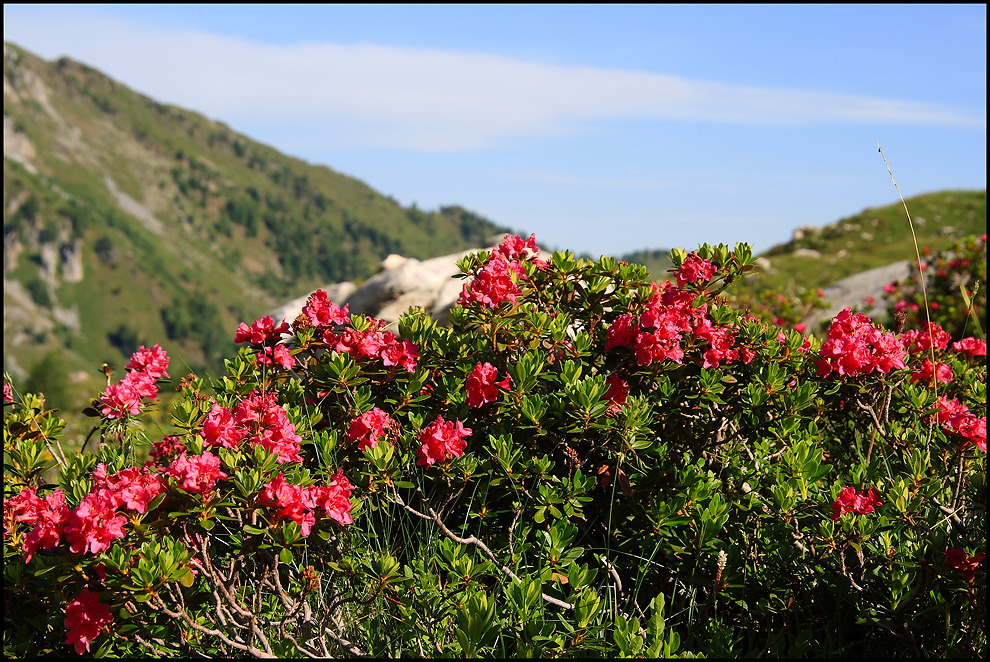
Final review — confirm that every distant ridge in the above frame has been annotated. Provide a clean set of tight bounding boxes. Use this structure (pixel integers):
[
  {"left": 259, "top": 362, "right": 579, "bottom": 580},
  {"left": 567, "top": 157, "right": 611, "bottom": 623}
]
[{"left": 3, "top": 41, "right": 511, "bottom": 390}]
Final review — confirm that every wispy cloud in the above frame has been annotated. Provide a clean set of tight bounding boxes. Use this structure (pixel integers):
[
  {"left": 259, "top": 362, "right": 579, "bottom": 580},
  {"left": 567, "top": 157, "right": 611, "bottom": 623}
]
[{"left": 4, "top": 13, "right": 985, "bottom": 152}]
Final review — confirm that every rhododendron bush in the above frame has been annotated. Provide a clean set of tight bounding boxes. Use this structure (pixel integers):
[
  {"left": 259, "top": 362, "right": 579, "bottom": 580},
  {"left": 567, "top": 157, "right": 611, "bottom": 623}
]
[{"left": 4, "top": 236, "right": 985, "bottom": 658}]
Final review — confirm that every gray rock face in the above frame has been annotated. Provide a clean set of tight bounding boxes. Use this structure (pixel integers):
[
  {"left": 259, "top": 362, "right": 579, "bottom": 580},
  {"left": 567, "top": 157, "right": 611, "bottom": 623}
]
[
  {"left": 802, "top": 260, "right": 913, "bottom": 329},
  {"left": 61, "top": 239, "right": 84, "bottom": 283}
]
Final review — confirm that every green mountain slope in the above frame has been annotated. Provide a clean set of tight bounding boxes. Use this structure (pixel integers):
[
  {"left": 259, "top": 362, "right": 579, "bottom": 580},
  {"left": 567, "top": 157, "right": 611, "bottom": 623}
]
[
  {"left": 619, "top": 190, "right": 985, "bottom": 287},
  {"left": 3, "top": 42, "right": 509, "bottom": 396},
  {"left": 741, "top": 189, "right": 986, "bottom": 295}
]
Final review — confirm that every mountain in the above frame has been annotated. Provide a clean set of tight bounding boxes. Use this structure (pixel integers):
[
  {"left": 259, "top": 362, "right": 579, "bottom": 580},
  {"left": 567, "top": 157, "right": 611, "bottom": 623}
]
[{"left": 3, "top": 42, "right": 510, "bottom": 400}]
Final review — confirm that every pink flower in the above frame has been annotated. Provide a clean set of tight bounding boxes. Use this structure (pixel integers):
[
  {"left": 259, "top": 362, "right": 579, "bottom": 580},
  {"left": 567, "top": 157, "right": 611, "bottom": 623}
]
[
  {"left": 98, "top": 380, "right": 143, "bottom": 419},
  {"left": 257, "top": 473, "right": 316, "bottom": 537},
  {"left": 256, "top": 344, "right": 296, "bottom": 370},
  {"left": 65, "top": 589, "right": 113, "bottom": 655},
  {"left": 901, "top": 323, "right": 951, "bottom": 354},
  {"left": 165, "top": 451, "right": 229, "bottom": 494},
  {"left": 695, "top": 318, "right": 738, "bottom": 368},
  {"left": 91, "top": 465, "right": 166, "bottom": 514},
  {"left": 347, "top": 407, "right": 394, "bottom": 451},
  {"left": 122, "top": 369, "right": 159, "bottom": 400},
  {"left": 944, "top": 547, "right": 985, "bottom": 582},
  {"left": 675, "top": 252, "right": 717, "bottom": 287},
  {"left": 125, "top": 344, "right": 170, "bottom": 379},
  {"left": 380, "top": 338, "right": 420, "bottom": 372},
  {"left": 416, "top": 415, "right": 472, "bottom": 466},
  {"left": 458, "top": 252, "right": 522, "bottom": 309},
  {"left": 309, "top": 468, "right": 354, "bottom": 527},
  {"left": 952, "top": 337, "right": 987, "bottom": 358},
  {"left": 910, "top": 359, "right": 954, "bottom": 386},
  {"left": 831, "top": 486, "right": 883, "bottom": 521},
  {"left": 302, "top": 289, "right": 350, "bottom": 328},
  {"left": 234, "top": 315, "right": 290, "bottom": 345},
  {"left": 203, "top": 403, "right": 246, "bottom": 449},
  {"left": 229, "top": 391, "right": 304, "bottom": 463},
  {"left": 496, "top": 233, "right": 547, "bottom": 269},
  {"left": 605, "top": 315, "right": 639, "bottom": 351},
  {"left": 602, "top": 375, "right": 629, "bottom": 414},
  {"left": 259, "top": 470, "right": 355, "bottom": 535},
  {"left": 465, "top": 362, "right": 511, "bottom": 408},
  {"left": 150, "top": 435, "right": 187, "bottom": 463},
  {"left": 932, "top": 397, "right": 986, "bottom": 452},
  {"left": 6, "top": 487, "right": 69, "bottom": 562},
  {"left": 64, "top": 493, "right": 128, "bottom": 555},
  {"left": 4, "top": 380, "right": 14, "bottom": 403},
  {"left": 816, "top": 309, "right": 906, "bottom": 378}
]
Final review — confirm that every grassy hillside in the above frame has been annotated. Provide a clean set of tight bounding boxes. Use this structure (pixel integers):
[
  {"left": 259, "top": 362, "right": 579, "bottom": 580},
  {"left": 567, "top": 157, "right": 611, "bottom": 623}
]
[
  {"left": 3, "top": 42, "right": 509, "bottom": 399},
  {"left": 741, "top": 189, "right": 986, "bottom": 296}
]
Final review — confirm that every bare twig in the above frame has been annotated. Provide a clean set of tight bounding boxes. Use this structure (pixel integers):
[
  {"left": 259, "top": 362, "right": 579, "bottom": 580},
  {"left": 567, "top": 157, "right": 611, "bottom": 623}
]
[
  {"left": 388, "top": 484, "right": 574, "bottom": 610},
  {"left": 878, "top": 142, "right": 938, "bottom": 402}
]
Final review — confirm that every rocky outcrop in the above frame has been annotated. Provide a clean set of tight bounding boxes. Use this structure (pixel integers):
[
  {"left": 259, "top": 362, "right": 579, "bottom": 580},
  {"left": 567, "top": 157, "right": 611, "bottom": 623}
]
[
  {"left": 60, "top": 238, "right": 84, "bottom": 283},
  {"left": 3, "top": 229, "right": 23, "bottom": 274},
  {"left": 272, "top": 243, "right": 499, "bottom": 327}
]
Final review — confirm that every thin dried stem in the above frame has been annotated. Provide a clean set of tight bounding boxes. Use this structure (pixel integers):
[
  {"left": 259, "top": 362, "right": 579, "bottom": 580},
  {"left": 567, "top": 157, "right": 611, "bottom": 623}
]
[{"left": 878, "top": 142, "right": 938, "bottom": 401}]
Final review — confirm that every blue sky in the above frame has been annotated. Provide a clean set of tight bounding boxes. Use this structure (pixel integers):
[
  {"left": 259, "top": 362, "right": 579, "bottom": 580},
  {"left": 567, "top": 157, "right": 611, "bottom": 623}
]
[{"left": 3, "top": 4, "right": 986, "bottom": 257}]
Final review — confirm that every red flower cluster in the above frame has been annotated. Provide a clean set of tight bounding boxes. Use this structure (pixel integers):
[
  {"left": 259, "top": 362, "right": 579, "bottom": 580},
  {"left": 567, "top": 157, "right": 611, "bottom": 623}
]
[
  {"left": 322, "top": 317, "right": 419, "bottom": 373},
  {"left": 495, "top": 232, "right": 547, "bottom": 269},
  {"left": 602, "top": 375, "right": 629, "bottom": 414},
  {"left": 416, "top": 415, "right": 472, "bottom": 466},
  {"left": 302, "top": 289, "right": 350, "bottom": 328},
  {"left": 944, "top": 547, "right": 986, "bottom": 582},
  {"left": 952, "top": 337, "right": 987, "bottom": 358},
  {"left": 909, "top": 358, "right": 954, "bottom": 386},
  {"left": 164, "top": 451, "right": 229, "bottom": 495},
  {"left": 694, "top": 315, "right": 742, "bottom": 369},
  {"left": 4, "top": 486, "right": 69, "bottom": 562},
  {"left": 235, "top": 315, "right": 290, "bottom": 345},
  {"left": 98, "top": 345, "right": 171, "bottom": 419},
  {"left": 606, "top": 281, "right": 742, "bottom": 368},
  {"left": 256, "top": 470, "right": 353, "bottom": 536},
  {"left": 347, "top": 407, "right": 395, "bottom": 451},
  {"left": 815, "top": 308, "right": 907, "bottom": 378},
  {"left": 235, "top": 315, "right": 295, "bottom": 370},
  {"left": 900, "top": 322, "right": 952, "bottom": 354},
  {"left": 202, "top": 391, "right": 304, "bottom": 463},
  {"left": 64, "top": 493, "right": 128, "bottom": 555},
  {"left": 458, "top": 234, "right": 549, "bottom": 309},
  {"left": 64, "top": 589, "right": 113, "bottom": 655},
  {"left": 458, "top": 251, "right": 523, "bottom": 309},
  {"left": 831, "top": 486, "right": 883, "bottom": 521},
  {"left": 675, "top": 252, "right": 717, "bottom": 288},
  {"left": 465, "top": 362, "right": 511, "bottom": 408},
  {"left": 149, "top": 435, "right": 187, "bottom": 462},
  {"left": 3, "top": 380, "right": 11, "bottom": 403},
  {"left": 6, "top": 463, "right": 168, "bottom": 562},
  {"left": 125, "top": 344, "right": 171, "bottom": 378},
  {"left": 933, "top": 396, "right": 986, "bottom": 452},
  {"left": 91, "top": 464, "right": 167, "bottom": 514}
]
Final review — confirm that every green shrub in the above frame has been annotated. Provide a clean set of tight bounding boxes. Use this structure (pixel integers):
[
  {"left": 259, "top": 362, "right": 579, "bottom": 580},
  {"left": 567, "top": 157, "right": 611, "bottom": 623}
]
[{"left": 4, "top": 236, "right": 985, "bottom": 658}]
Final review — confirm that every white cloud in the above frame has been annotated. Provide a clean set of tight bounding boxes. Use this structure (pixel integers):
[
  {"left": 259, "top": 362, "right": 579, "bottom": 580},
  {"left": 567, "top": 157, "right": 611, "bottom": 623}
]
[{"left": 4, "top": 13, "right": 985, "bottom": 152}]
